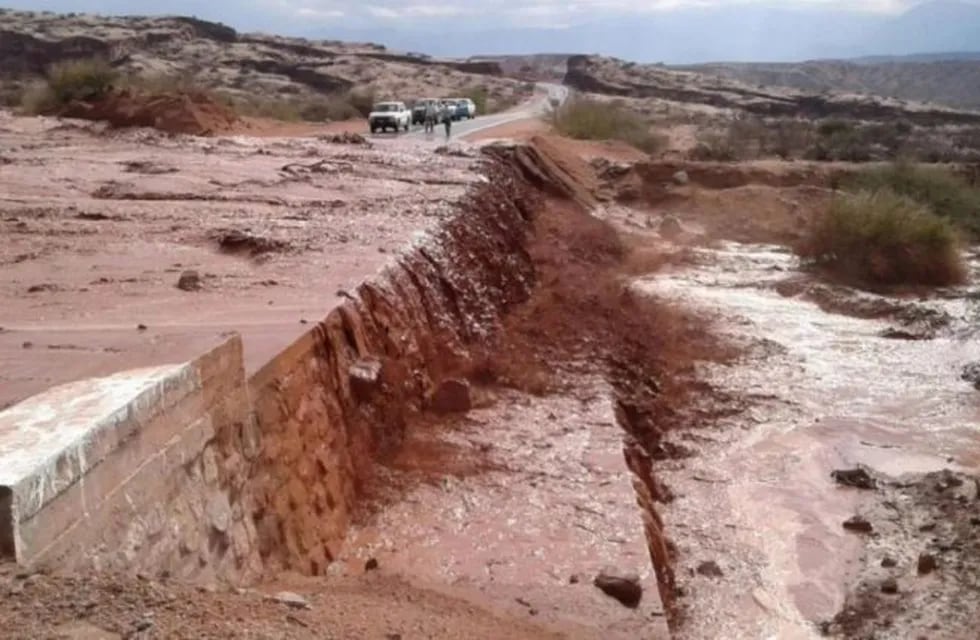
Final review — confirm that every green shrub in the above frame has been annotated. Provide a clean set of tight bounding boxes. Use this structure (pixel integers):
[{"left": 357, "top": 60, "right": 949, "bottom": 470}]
[
  {"left": 845, "top": 163, "right": 980, "bottom": 238},
  {"left": 462, "top": 86, "right": 489, "bottom": 114},
  {"left": 124, "top": 72, "right": 199, "bottom": 94},
  {"left": 18, "top": 81, "right": 57, "bottom": 114},
  {"left": 817, "top": 119, "right": 853, "bottom": 137},
  {"left": 19, "top": 58, "right": 117, "bottom": 114},
  {"left": 45, "top": 58, "right": 117, "bottom": 105},
  {"left": 345, "top": 87, "right": 376, "bottom": 118},
  {"left": 689, "top": 132, "right": 738, "bottom": 161},
  {"left": 551, "top": 97, "right": 667, "bottom": 154},
  {"left": 299, "top": 96, "right": 360, "bottom": 122},
  {"left": 223, "top": 94, "right": 302, "bottom": 121},
  {"left": 798, "top": 189, "right": 965, "bottom": 286}
]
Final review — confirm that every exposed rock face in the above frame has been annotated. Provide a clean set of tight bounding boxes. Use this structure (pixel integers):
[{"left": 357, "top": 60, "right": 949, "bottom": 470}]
[
  {"left": 563, "top": 54, "right": 980, "bottom": 126},
  {"left": 0, "top": 9, "right": 525, "bottom": 109}
]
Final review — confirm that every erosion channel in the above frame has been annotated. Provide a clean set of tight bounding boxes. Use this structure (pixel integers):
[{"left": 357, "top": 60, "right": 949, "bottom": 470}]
[{"left": 2, "top": 129, "right": 978, "bottom": 640}]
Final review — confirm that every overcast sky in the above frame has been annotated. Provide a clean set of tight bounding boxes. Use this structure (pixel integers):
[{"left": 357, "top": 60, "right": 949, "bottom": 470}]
[{"left": 5, "top": 0, "right": 942, "bottom": 29}]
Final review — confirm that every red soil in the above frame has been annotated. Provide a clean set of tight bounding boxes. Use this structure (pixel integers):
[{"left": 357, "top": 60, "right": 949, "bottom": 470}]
[{"left": 61, "top": 89, "right": 241, "bottom": 136}]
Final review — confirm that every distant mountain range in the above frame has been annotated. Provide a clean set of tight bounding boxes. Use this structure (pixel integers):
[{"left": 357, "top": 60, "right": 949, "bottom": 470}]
[{"left": 315, "top": 0, "right": 980, "bottom": 64}]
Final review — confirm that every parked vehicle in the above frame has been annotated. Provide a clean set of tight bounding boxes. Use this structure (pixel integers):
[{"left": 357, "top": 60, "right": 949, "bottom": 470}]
[
  {"left": 412, "top": 98, "right": 439, "bottom": 125},
  {"left": 438, "top": 99, "right": 460, "bottom": 121},
  {"left": 368, "top": 101, "right": 411, "bottom": 133},
  {"left": 454, "top": 98, "right": 477, "bottom": 120}
]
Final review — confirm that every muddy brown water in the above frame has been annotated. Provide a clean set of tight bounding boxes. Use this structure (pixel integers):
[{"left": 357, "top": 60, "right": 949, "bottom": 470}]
[
  {"left": 337, "top": 223, "right": 979, "bottom": 639},
  {"left": 637, "top": 241, "right": 980, "bottom": 639},
  {"left": 340, "top": 377, "right": 669, "bottom": 639}
]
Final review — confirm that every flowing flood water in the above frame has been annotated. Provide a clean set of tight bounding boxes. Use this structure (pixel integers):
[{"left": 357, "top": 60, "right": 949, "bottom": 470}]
[{"left": 637, "top": 241, "right": 980, "bottom": 639}]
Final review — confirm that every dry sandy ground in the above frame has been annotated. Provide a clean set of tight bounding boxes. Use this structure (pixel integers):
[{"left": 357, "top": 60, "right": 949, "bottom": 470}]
[
  {"left": 0, "top": 111, "right": 477, "bottom": 409},
  {"left": 0, "top": 564, "right": 571, "bottom": 639}
]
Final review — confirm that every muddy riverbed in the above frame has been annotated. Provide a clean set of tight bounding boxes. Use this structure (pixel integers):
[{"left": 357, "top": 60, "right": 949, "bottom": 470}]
[{"left": 636, "top": 238, "right": 980, "bottom": 639}]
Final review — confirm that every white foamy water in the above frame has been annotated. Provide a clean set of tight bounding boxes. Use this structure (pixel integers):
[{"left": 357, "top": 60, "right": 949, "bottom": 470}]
[{"left": 635, "top": 242, "right": 980, "bottom": 639}]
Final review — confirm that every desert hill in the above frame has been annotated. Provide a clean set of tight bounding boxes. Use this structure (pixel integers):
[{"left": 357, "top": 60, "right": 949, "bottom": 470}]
[
  {"left": 0, "top": 8, "right": 531, "bottom": 116},
  {"left": 680, "top": 57, "right": 980, "bottom": 111}
]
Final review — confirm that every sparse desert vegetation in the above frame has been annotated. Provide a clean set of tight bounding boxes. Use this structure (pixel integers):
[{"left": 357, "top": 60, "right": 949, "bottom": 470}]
[
  {"left": 844, "top": 163, "right": 980, "bottom": 238},
  {"left": 688, "top": 115, "right": 980, "bottom": 163},
  {"left": 798, "top": 188, "right": 965, "bottom": 286},
  {"left": 564, "top": 55, "right": 980, "bottom": 163},
  {"left": 20, "top": 57, "right": 117, "bottom": 114},
  {"left": 551, "top": 97, "right": 667, "bottom": 153},
  {"left": 0, "top": 9, "right": 530, "bottom": 126},
  {"left": 17, "top": 58, "right": 381, "bottom": 124}
]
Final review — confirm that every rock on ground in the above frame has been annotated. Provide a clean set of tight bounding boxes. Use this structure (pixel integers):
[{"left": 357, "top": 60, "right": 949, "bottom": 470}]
[
  {"left": 593, "top": 568, "right": 643, "bottom": 608},
  {"left": 429, "top": 378, "right": 472, "bottom": 414}
]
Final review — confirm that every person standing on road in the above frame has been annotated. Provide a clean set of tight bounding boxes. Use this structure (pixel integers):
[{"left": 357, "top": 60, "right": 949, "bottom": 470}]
[
  {"left": 424, "top": 101, "right": 436, "bottom": 134},
  {"left": 442, "top": 103, "right": 452, "bottom": 139}
]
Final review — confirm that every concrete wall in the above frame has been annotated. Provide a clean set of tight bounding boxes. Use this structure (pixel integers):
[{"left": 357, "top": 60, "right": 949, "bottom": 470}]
[
  {"left": 247, "top": 158, "right": 538, "bottom": 576},
  {"left": 0, "top": 152, "right": 541, "bottom": 584},
  {"left": 0, "top": 336, "right": 263, "bottom": 583}
]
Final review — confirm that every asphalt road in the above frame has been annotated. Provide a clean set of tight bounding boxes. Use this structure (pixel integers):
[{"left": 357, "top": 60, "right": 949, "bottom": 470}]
[{"left": 406, "top": 82, "right": 568, "bottom": 141}]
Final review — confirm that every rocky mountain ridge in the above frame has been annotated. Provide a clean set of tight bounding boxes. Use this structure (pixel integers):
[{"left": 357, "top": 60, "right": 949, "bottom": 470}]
[
  {"left": 0, "top": 9, "right": 524, "bottom": 110},
  {"left": 564, "top": 55, "right": 980, "bottom": 127}
]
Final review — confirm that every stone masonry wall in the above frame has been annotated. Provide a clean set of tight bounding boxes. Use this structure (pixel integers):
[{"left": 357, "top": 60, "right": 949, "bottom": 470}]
[
  {"left": 246, "top": 156, "right": 539, "bottom": 576},
  {"left": 1, "top": 336, "right": 263, "bottom": 584},
  {"left": 0, "top": 147, "right": 586, "bottom": 587}
]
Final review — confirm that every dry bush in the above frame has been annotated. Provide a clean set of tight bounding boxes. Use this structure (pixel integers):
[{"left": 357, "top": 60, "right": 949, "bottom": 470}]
[
  {"left": 551, "top": 97, "right": 667, "bottom": 154},
  {"left": 125, "top": 72, "right": 200, "bottom": 94},
  {"left": 18, "top": 81, "right": 57, "bottom": 114},
  {"left": 798, "top": 189, "right": 965, "bottom": 286},
  {"left": 845, "top": 162, "right": 980, "bottom": 239},
  {"left": 47, "top": 58, "right": 117, "bottom": 103},
  {"left": 462, "top": 86, "right": 490, "bottom": 114},
  {"left": 687, "top": 116, "right": 974, "bottom": 163},
  {"left": 346, "top": 86, "right": 376, "bottom": 118},
  {"left": 689, "top": 131, "right": 739, "bottom": 161},
  {"left": 21, "top": 57, "right": 117, "bottom": 114},
  {"left": 299, "top": 97, "right": 361, "bottom": 122}
]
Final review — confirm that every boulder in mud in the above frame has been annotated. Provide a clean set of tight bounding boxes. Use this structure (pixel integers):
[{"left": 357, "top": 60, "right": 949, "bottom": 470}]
[
  {"left": 961, "top": 362, "right": 980, "bottom": 390},
  {"left": 917, "top": 552, "right": 938, "bottom": 575},
  {"left": 659, "top": 215, "right": 683, "bottom": 239},
  {"left": 269, "top": 591, "right": 311, "bottom": 610},
  {"left": 593, "top": 567, "right": 643, "bottom": 608},
  {"left": 176, "top": 270, "right": 202, "bottom": 291},
  {"left": 349, "top": 358, "right": 383, "bottom": 402},
  {"left": 672, "top": 170, "right": 690, "bottom": 186},
  {"left": 879, "top": 327, "right": 930, "bottom": 341},
  {"left": 320, "top": 132, "right": 369, "bottom": 146},
  {"left": 212, "top": 229, "right": 289, "bottom": 256},
  {"left": 429, "top": 378, "right": 472, "bottom": 414},
  {"left": 880, "top": 577, "right": 899, "bottom": 594},
  {"left": 696, "top": 561, "right": 724, "bottom": 578},
  {"left": 831, "top": 467, "right": 876, "bottom": 490},
  {"left": 843, "top": 515, "right": 873, "bottom": 533}
]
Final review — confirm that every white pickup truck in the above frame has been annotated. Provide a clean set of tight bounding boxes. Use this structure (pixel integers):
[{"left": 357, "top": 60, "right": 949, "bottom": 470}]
[{"left": 368, "top": 101, "right": 411, "bottom": 133}]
